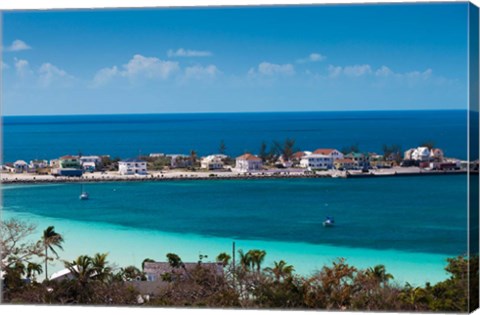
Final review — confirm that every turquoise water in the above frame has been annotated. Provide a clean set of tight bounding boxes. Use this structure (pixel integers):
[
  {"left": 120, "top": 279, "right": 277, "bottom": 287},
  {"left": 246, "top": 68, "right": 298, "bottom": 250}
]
[
  {"left": 3, "top": 110, "right": 468, "bottom": 162},
  {"left": 1, "top": 175, "right": 467, "bottom": 285}
]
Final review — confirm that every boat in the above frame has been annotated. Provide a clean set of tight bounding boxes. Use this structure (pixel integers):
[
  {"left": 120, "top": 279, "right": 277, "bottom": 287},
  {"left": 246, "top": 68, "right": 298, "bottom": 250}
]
[
  {"left": 323, "top": 216, "right": 334, "bottom": 227},
  {"left": 79, "top": 185, "right": 89, "bottom": 200}
]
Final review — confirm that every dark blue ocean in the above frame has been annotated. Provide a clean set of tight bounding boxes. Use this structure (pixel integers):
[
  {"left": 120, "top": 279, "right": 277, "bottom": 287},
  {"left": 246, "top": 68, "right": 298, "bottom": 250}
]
[
  {"left": 0, "top": 110, "right": 470, "bottom": 284},
  {"left": 2, "top": 110, "right": 468, "bottom": 162}
]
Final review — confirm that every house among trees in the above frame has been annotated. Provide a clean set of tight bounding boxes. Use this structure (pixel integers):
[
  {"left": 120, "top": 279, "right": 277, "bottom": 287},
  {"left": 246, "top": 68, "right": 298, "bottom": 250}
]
[
  {"left": 200, "top": 155, "right": 226, "bottom": 170},
  {"left": 167, "top": 154, "right": 192, "bottom": 169},
  {"left": 143, "top": 261, "right": 224, "bottom": 282},
  {"left": 235, "top": 153, "right": 263, "bottom": 173}
]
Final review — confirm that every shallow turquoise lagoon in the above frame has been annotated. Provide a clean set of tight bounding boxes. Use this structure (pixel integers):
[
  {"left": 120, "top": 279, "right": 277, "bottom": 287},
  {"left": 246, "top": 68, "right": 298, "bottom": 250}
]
[{"left": 1, "top": 175, "right": 467, "bottom": 285}]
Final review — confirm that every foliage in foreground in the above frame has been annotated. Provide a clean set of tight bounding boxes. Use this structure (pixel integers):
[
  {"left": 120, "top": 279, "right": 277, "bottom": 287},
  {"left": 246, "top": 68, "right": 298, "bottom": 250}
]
[{"left": 1, "top": 218, "right": 477, "bottom": 311}]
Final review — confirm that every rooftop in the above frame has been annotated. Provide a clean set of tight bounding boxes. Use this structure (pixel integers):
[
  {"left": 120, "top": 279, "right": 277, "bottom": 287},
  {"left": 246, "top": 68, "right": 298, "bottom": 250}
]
[{"left": 237, "top": 153, "right": 262, "bottom": 161}]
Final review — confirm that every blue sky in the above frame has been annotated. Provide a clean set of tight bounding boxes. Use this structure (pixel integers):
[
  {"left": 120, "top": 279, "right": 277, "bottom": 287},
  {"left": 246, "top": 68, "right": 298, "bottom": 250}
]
[{"left": 1, "top": 3, "right": 469, "bottom": 115}]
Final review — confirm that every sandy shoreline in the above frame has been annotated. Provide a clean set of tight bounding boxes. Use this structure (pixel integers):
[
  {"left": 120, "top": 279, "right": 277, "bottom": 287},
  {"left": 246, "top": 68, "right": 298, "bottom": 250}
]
[{"left": 0, "top": 167, "right": 468, "bottom": 184}]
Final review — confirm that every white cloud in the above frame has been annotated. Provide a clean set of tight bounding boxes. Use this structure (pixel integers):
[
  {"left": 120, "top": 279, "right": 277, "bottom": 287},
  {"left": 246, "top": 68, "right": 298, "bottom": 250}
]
[
  {"left": 92, "top": 54, "right": 180, "bottom": 86},
  {"left": 328, "top": 64, "right": 372, "bottom": 78},
  {"left": 12, "top": 58, "right": 74, "bottom": 87},
  {"left": 92, "top": 66, "right": 119, "bottom": 87},
  {"left": 327, "top": 65, "right": 343, "bottom": 78},
  {"left": 297, "top": 52, "right": 326, "bottom": 63},
  {"left": 249, "top": 62, "right": 295, "bottom": 77},
  {"left": 38, "top": 62, "right": 74, "bottom": 87},
  {"left": 343, "top": 64, "right": 372, "bottom": 77},
  {"left": 1, "top": 61, "right": 9, "bottom": 70},
  {"left": 405, "top": 68, "right": 432, "bottom": 80},
  {"left": 167, "top": 48, "right": 212, "bottom": 58},
  {"left": 122, "top": 54, "right": 179, "bottom": 79},
  {"left": 14, "top": 58, "right": 34, "bottom": 78},
  {"left": 184, "top": 64, "right": 220, "bottom": 80},
  {"left": 375, "top": 65, "right": 394, "bottom": 77},
  {"left": 4, "top": 39, "right": 31, "bottom": 52}
]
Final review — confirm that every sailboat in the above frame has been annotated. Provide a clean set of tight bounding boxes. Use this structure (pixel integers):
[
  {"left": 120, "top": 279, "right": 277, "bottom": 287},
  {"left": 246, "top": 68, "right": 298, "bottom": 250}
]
[{"left": 79, "top": 184, "right": 89, "bottom": 200}]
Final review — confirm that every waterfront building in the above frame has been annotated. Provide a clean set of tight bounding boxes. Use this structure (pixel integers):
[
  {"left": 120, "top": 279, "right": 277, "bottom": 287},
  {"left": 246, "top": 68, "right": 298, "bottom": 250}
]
[
  {"left": 28, "top": 160, "right": 49, "bottom": 173},
  {"left": 200, "top": 155, "right": 226, "bottom": 170},
  {"left": 430, "top": 148, "right": 444, "bottom": 161},
  {"left": 118, "top": 159, "right": 148, "bottom": 175},
  {"left": 334, "top": 158, "right": 355, "bottom": 170},
  {"left": 300, "top": 153, "right": 334, "bottom": 170},
  {"left": 312, "top": 148, "right": 344, "bottom": 160},
  {"left": 404, "top": 149, "right": 415, "bottom": 160},
  {"left": 13, "top": 160, "right": 28, "bottom": 173},
  {"left": 411, "top": 147, "right": 430, "bottom": 161},
  {"left": 168, "top": 154, "right": 192, "bottom": 168},
  {"left": 59, "top": 155, "right": 82, "bottom": 169},
  {"left": 80, "top": 156, "right": 102, "bottom": 169},
  {"left": 235, "top": 153, "right": 263, "bottom": 172},
  {"left": 49, "top": 159, "right": 60, "bottom": 168},
  {"left": 345, "top": 152, "right": 370, "bottom": 169}
]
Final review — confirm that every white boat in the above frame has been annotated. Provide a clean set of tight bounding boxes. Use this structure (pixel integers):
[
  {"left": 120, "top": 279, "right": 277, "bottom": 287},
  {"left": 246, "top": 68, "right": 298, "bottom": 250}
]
[
  {"left": 79, "top": 185, "right": 89, "bottom": 200},
  {"left": 323, "top": 216, "right": 334, "bottom": 227}
]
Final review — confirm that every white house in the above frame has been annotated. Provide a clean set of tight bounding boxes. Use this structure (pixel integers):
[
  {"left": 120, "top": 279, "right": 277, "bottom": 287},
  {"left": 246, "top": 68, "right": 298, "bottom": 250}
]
[
  {"left": 410, "top": 147, "right": 431, "bottom": 161},
  {"left": 118, "top": 159, "right": 147, "bottom": 175},
  {"left": 300, "top": 154, "right": 334, "bottom": 170},
  {"left": 167, "top": 154, "right": 192, "bottom": 168},
  {"left": 312, "top": 148, "right": 344, "bottom": 160},
  {"left": 80, "top": 156, "right": 102, "bottom": 165},
  {"left": 430, "top": 148, "right": 444, "bottom": 161},
  {"left": 29, "top": 160, "right": 48, "bottom": 169},
  {"left": 200, "top": 155, "right": 226, "bottom": 170},
  {"left": 13, "top": 160, "right": 28, "bottom": 173},
  {"left": 235, "top": 153, "right": 263, "bottom": 173}
]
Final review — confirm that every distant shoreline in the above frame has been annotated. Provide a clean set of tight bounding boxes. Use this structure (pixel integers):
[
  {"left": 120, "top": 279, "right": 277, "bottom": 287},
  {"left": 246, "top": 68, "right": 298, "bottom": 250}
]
[{"left": 0, "top": 167, "right": 470, "bottom": 185}]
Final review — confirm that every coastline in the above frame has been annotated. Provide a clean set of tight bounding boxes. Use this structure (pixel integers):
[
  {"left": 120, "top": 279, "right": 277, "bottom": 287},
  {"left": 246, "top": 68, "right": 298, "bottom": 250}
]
[{"left": 0, "top": 166, "right": 469, "bottom": 184}]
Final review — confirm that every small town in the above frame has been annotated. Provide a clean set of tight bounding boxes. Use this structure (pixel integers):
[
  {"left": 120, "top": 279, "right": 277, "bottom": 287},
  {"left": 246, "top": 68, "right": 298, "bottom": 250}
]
[{"left": 1, "top": 143, "right": 476, "bottom": 183}]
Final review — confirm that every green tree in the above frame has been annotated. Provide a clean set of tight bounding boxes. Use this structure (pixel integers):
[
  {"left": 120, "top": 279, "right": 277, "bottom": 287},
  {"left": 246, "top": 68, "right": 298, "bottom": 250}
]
[
  {"left": 91, "top": 252, "right": 112, "bottom": 282},
  {"left": 167, "top": 253, "right": 184, "bottom": 269},
  {"left": 26, "top": 262, "right": 43, "bottom": 282},
  {"left": 41, "top": 226, "right": 64, "bottom": 281},
  {"left": 365, "top": 264, "right": 394, "bottom": 285},
  {"left": 264, "top": 260, "right": 295, "bottom": 282},
  {"left": 247, "top": 249, "right": 267, "bottom": 273},
  {"left": 219, "top": 140, "right": 227, "bottom": 155},
  {"left": 259, "top": 141, "right": 268, "bottom": 162},
  {"left": 216, "top": 252, "right": 231, "bottom": 267},
  {"left": 65, "top": 255, "right": 95, "bottom": 284}
]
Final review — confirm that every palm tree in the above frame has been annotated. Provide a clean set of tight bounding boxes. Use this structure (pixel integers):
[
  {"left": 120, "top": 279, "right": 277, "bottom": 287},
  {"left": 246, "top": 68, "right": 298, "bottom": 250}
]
[
  {"left": 65, "top": 255, "right": 95, "bottom": 284},
  {"left": 41, "top": 226, "right": 64, "bottom": 280},
  {"left": 120, "top": 265, "right": 144, "bottom": 281},
  {"left": 26, "top": 262, "right": 43, "bottom": 282},
  {"left": 264, "top": 260, "right": 294, "bottom": 281},
  {"left": 366, "top": 264, "right": 394, "bottom": 285},
  {"left": 190, "top": 150, "right": 198, "bottom": 168},
  {"left": 247, "top": 249, "right": 266, "bottom": 273},
  {"left": 216, "top": 252, "right": 231, "bottom": 267},
  {"left": 238, "top": 249, "right": 252, "bottom": 271},
  {"left": 91, "top": 252, "right": 112, "bottom": 281}
]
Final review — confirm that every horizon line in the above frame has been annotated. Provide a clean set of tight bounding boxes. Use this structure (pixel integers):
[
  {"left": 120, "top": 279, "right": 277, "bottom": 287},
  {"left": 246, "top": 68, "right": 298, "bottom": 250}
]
[{"left": 1, "top": 108, "right": 467, "bottom": 118}]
